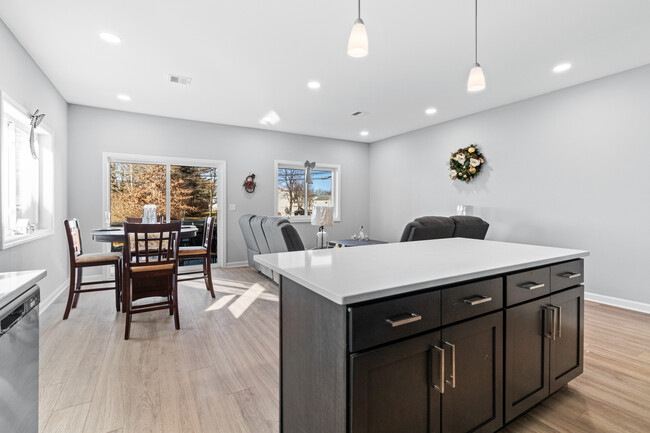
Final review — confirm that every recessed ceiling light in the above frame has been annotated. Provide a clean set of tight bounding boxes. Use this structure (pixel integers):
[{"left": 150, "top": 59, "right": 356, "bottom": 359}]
[
  {"left": 307, "top": 81, "right": 321, "bottom": 89},
  {"left": 360, "top": 130, "right": 369, "bottom": 137},
  {"left": 425, "top": 107, "right": 437, "bottom": 115},
  {"left": 99, "top": 32, "right": 121, "bottom": 44},
  {"left": 259, "top": 110, "right": 281, "bottom": 126},
  {"left": 553, "top": 63, "right": 572, "bottom": 73},
  {"left": 117, "top": 94, "right": 131, "bottom": 101}
]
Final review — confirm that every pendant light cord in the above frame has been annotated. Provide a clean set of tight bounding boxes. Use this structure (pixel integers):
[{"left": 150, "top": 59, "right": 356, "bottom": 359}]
[
  {"left": 358, "top": 0, "right": 361, "bottom": 20},
  {"left": 474, "top": 0, "right": 478, "bottom": 64}
]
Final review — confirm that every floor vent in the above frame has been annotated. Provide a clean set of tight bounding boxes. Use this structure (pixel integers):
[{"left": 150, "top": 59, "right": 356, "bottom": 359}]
[{"left": 169, "top": 75, "right": 192, "bottom": 86}]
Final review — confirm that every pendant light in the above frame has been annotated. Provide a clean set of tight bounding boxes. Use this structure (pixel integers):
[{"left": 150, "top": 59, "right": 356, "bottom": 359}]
[
  {"left": 467, "top": 0, "right": 486, "bottom": 92},
  {"left": 347, "top": 0, "right": 368, "bottom": 58}
]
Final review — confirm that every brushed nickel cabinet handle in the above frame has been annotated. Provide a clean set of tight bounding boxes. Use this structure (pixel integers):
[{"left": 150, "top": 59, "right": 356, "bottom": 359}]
[
  {"left": 385, "top": 312, "right": 422, "bottom": 327},
  {"left": 543, "top": 306, "right": 556, "bottom": 340},
  {"left": 520, "top": 282, "right": 545, "bottom": 290},
  {"left": 463, "top": 295, "right": 492, "bottom": 306},
  {"left": 556, "top": 305, "right": 562, "bottom": 339},
  {"left": 431, "top": 345, "right": 445, "bottom": 394},
  {"left": 443, "top": 341, "right": 456, "bottom": 389},
  {"left": 561, "top": 272, "right": 582, "bottom": 279}
]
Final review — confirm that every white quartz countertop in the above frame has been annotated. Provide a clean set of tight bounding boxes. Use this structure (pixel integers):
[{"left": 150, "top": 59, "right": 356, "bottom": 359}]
[
  {"left": 0, "top": 270, "right": 47, "bottom": 307},
  {"left": 254, "top": 239, "right": 589, "bottom": 305}
]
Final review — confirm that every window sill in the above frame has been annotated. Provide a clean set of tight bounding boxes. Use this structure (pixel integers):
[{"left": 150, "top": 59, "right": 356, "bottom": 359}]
[
  {"left": 283, "top": 216, "right": 341, "bottom": 224},
  {"left": 2, "top": 229, "right": 54, "bottom": 250}
]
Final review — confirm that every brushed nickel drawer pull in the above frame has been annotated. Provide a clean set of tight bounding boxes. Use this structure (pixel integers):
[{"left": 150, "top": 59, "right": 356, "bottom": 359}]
[
  {"left": 561, "top": 272, "right": 582, "bottom": 279},
  {"left": 520, "top": 282, "right": 545, "bottom": 290},
  {"left": 463, "top": 295, "right": 492, "bottom": 306},
  {"left": 385, "top": 312, "right": 422, "bottom": 327}
]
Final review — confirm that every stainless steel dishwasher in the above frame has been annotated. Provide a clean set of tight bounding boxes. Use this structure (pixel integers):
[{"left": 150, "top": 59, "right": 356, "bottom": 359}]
[{"left": 0, "top": 284, "right": 40, "bottom": 433}]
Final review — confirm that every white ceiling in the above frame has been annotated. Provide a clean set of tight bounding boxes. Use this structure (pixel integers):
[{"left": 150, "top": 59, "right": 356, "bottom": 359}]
[{"left": 1, "top": 0, "right": 649, "bottom": 143}]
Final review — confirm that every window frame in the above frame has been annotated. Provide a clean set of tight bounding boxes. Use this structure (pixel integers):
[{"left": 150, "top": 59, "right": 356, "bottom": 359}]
[
  {"left": 0, "top": 91, "right": 55, "bottom": 250},
  {"left": 274, "top": 159, "right": 341, "bottom": 223},
  {"left": 102, "top": 152, "right": 227, "bottom": 266}
]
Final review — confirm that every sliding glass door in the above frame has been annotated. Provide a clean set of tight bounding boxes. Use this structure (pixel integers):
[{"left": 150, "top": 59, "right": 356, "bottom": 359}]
[{"left": 105, "top": 154, "right": 225, "bottom": 266}]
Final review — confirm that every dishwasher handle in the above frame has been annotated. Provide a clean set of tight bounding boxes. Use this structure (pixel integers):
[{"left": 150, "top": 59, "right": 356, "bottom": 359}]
[{"left": 0, "top": 284, "right": 40, "bottom": 336}]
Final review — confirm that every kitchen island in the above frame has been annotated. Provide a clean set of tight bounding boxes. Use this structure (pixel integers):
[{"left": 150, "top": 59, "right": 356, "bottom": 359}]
[{"left": 255, "top": 238, "right": 589, "bottom": 433}]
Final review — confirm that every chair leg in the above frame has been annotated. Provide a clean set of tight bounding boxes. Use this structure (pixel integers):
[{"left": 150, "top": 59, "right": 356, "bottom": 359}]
[
  {"left": 63, "top": 266, "right": 77, "bottom": 320},
  {"left": 72, "top": 268, "right": 83, "bottom": 308},
  {"left": 204, "top": 256, "right": 216, "bottom": 298},
  {"left": 173, "top": 277, "right": 180, "bottom": 330},
  {"left": 124, "top": 278, "right": 131, "bottom": 340},
  {"left": 122, "top": 261, "right": 128, "bottom": 314},
  {"left": 169, "top": 293, "right": 173, "bottom": 315},
  {"left": 114, "top": 263, "right": 121, "bottom": 312}
]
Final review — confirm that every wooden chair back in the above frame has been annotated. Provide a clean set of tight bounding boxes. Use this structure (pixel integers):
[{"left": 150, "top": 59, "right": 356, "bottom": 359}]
[
  {"left": 202, "top": 216, "right": 215, "bottom": 252},
  {"left": 123, "top": 222, "right": 181, "bottom": 270},
  {"left": 64, "top": 218, "right": 84, "bottom": 260}
]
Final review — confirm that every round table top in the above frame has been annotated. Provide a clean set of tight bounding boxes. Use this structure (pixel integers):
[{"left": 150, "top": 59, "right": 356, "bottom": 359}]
[{"left": 91, "top": 225, "right": 198, "bottom": 243}]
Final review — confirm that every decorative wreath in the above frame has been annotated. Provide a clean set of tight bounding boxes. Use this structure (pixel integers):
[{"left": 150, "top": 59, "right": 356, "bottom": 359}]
[
  {"left": 449, "top": 144, "right": 486, "bottom": 183},
  {"left": 243, "top": 174, "right": 256, "bottom": 193}
]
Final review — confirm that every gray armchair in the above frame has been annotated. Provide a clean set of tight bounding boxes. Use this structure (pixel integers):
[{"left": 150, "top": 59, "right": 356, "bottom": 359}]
[
  {"left": 238, "top": 214, "right": 305, "bottom": 281},
  {"left": 400, "top": 215, "right": 489, "bottom": 242}
]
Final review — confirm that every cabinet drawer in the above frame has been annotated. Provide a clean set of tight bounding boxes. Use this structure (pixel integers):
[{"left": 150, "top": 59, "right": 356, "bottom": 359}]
[
  {"left": 551, "top": 260, "right": 584, "bottom": 293},
  {"left": 506, "top": 267, "right": 551, "bottom": 306},
  {"left": 349, "top": 291, "right": 441, "bottom": 353},
  {"left": 441, "top": 278, "right": 503, "bottom": 326}
]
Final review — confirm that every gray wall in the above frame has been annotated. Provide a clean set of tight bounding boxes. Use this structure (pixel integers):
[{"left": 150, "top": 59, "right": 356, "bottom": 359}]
[
  {"left": 67, "top": 105, "right": 370, "bottom": 266},
  {"left": 369, "top": 64, "right": 650, "bottom": 305},
  {"left": 0, "top": 19, "right": 69, "bottom": 306}
]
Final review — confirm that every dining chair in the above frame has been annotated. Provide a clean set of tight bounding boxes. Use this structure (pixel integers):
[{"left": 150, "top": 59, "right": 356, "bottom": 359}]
[
  {"left": 123, "top": 222, "right": 181, "bottom": 340},
  {"left": 177, "top": 216, "right": 216, "bottom": 298},
  {"left": 125, "top": 216, "right": 164, "bottom": 223},
  {"left": 63, "top": 219, "right": 121, "bottom": 320}
]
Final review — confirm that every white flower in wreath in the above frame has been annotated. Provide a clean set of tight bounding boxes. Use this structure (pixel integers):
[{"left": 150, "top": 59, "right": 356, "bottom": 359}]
[
  {"left": 450, "top": 169, "right": 457, "bottom": 178},
  {"left": 470, "top": 158, "right": 480, "bottom": 167},
  {"left": 454, "top": 153, "right": 466, "bottom": 164}
]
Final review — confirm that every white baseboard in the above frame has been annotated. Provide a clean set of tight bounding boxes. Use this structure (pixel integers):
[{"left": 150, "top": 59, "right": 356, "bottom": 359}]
[
  {"left": 226, "top": 261, "right": 249, "bottom": 268},
  {"left": 585, "top": 291, "right": 650, "bottom": 314},
  {"left": 40, "top": 280, "right": 68, "bottom": 314}
]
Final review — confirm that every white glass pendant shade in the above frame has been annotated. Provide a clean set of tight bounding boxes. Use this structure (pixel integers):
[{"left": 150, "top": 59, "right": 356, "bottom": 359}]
[
  {"left": 467, "top": 63, "right": 486, "bottom": 92},
  {"left": 347, "top": 18, "right": 368, "bottom": 58}
]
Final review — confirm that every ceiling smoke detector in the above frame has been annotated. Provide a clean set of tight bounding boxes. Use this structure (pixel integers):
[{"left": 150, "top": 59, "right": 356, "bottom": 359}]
[
  {"left": 169, "top": 75, "right": 192, "bottom": 86},
  {"left": 351, "top": 111, "right": 367, "bottom": 117}
]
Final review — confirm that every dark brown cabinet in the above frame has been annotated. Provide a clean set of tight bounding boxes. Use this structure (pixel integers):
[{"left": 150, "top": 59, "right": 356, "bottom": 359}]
[
  {"left": 351, "top": 331, "right": 441, "bottom": 433},
  {"left": 505, "top": 285, "right": 584, "bottom": 421},
  {"left": 351, "top": 312, "right": 503, "bottom": 433},
  {"left": 441, "top": 312, "right": 503, "bottom": 433}
]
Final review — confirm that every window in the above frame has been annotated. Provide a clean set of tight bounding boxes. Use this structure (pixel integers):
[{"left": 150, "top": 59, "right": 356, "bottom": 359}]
[
  {"left": 104, "top": 153, "right": 226, "bottom": 265},
  {"left": 1, "top": 93, "right": 54, "bottom": 249},
  {"left": 274, "top": 160, "right": 340, "bottom": 222}
]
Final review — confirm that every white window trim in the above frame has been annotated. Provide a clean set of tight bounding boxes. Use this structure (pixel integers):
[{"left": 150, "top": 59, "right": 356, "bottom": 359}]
[
  {"left": 102, "top": 152, "right": 227, "bottom": 266},
  {"left": 0, "top": 91, "right": 55, "bottom": 250},
  {"left": 274, "top": 159, "right": 341, "bottom": 223}
]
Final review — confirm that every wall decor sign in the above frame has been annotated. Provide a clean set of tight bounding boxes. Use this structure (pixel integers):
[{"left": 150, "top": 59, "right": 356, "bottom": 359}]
[
  {"left": 243, "top": 174, "right": 257, "bottom": 193},
  {"left": 449, "top": 144, "right": 485, "bottom": 183}
]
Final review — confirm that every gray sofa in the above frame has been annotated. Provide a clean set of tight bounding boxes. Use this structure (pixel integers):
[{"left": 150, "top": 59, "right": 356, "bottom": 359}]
[
  {"left": 400, "top": 215, "right": 489, "bottom": 242},
  {"left": 238, "top": 214, "right": 305, "bottom": 281}
]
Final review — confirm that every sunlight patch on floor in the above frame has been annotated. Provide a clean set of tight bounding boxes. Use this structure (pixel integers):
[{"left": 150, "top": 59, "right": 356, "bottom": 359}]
[
  {"left": 206, "top": 294, "right": 236, "bottom": 311},
  {"left": 228, "top": 283, "right": 267, "bottom": 318}
]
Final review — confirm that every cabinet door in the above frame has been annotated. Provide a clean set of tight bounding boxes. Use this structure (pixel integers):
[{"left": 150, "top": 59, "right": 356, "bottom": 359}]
[
  {"left": 441, "top": 312, "right": 503, "bottom": 433},
  {"left": 351, "top": 331, "right": 442, "bottom": 433},
  {"left": 549, "top": 285, "right": 584, "bottom": 393},
  {"left": 505, "top": 297, "right": 550, "bottom": 422}
]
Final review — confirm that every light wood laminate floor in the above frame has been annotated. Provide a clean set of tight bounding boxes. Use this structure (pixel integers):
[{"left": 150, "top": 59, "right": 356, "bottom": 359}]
[{"left": 39, "top": 267, "right": 650, "bottom": 433}]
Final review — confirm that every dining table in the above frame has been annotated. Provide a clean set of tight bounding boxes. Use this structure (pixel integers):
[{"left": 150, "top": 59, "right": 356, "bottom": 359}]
[{"left": 91, "top": 225, "right": 199, "bottom": 312}]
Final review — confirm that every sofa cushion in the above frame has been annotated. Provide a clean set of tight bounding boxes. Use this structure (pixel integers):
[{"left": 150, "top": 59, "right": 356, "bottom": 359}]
[
  {"left": 400, "top": 216, "right": 455, "bottom": 242},
  {"left": 450, "top": 216, "right": 489, "bottom": 239}
]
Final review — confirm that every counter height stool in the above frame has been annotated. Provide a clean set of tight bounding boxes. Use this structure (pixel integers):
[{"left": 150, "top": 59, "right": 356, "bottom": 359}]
[
  {"left": 177, "top": 216, "right": 216, "bottom": 298},
  {"left": 123, "top": 222, "right": 182, "bottom": 340},
  {"left": 63, "top": 219, "right": 122, "bottom": 320}
]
